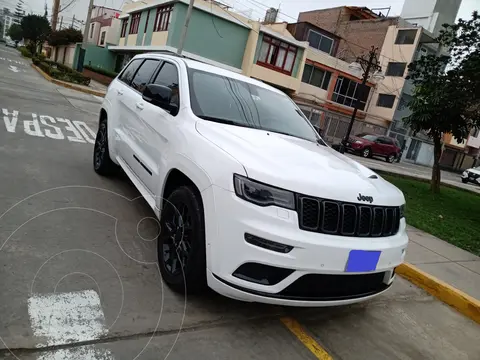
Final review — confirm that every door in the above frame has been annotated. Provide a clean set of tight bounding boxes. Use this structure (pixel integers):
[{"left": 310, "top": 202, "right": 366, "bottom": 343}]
[
  {"left": 113, "top": 58, "right": 143, "bottom": 165},
  {"left": 370, "top": 136, "right": 385, "bottom": 155},
  {"left": 136, "top": 61, "right": 181, "bottom": 195},
  {"left": 121, "top": 58, "right": 161, "bottom": 186}
]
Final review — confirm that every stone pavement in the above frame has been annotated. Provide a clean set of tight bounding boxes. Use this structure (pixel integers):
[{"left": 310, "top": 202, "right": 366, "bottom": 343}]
[{"left": 406, "top": 225, "right": 480, "bottom": 300}]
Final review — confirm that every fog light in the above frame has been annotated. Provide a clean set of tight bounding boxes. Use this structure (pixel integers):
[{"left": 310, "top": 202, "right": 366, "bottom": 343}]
[
  {"left": 233, "top": 262, "right": 294, "bottom": 285},
  {"left": 244, "top": 233, "right": 293, "bottom": 253}
]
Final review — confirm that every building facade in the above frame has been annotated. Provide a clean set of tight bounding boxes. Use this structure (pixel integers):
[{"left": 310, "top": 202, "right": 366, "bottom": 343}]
[{"left": 87, "top": 5, "right": 122, "bottom": 47}]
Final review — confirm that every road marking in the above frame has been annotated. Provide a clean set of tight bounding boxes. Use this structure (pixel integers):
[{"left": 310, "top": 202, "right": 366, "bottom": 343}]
[
  {"left": 28, "top": 290, "right": 108, "bottom": 347},
  {"left": 8, "top": 65, "right": 19, "bottom": 72},
  {"left": 2, "top": 108, "right": 95, "bottom": 144},
  {"left": 280, "top": 317, "right": 333, "bottom": 360},
  {"left": 38, "top": 346, "right": 115, "bottom": 360}
]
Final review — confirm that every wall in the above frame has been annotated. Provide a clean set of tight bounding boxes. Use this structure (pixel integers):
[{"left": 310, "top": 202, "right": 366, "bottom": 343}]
[
  {"left": 81, "top": 44, "right": 117, "bottom": 71},
  {"left": 367, "top": 25, "right": 420, "bottom": 122},
  {"left": 88, "top": 22, "right": 102, "bottom": 44},
  {"left": 467, "top": 133, "right": 480, "bottom": 149},
  {"left": 240, "top": 22, "right": 260, "bottom": 76},
  {"left": 151, "top": 31, "right": 168, "bottom": 46},
  {"left": 106, "top": 18, "right": 121, "bottom": 45},
  {"left": 166, "top": 2, "right": 249, "bottom": 69},
  {"left": 250, "top": 64, "right": 301, "bottom": 91},
  {"left": 51, "top": 45, "right": 76, "bottom": 67},
  {"left": 142, "top": 9, "right": 156, "bottom": 45}
]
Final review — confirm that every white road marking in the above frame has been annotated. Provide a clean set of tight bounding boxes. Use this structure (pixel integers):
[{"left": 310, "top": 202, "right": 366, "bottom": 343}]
[
  {"left": 1, "top": 108, "right": 96, "bottom": 144},
  {"left": 38, "top": 346, "right": 115, "bottom": 360},
  {"left": 8, "top": 65, "right": 19, "bottom": 72},
  {"left": 28, "top": 290, "right": 108, "bottom": 347}
]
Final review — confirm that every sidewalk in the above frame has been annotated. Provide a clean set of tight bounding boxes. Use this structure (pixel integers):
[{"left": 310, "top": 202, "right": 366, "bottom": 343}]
[{"left": 406, "top": 225, "right": 480, "bottom": 300}]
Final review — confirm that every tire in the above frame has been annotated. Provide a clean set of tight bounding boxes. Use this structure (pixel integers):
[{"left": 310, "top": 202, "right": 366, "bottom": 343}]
[
  {"left": 158, "top": 185, "right": 207, "bottom": 294},
  {"left": 462, "top": 178, "right": 469, "bottom": 184},
  {"left": 386, "top": 154, "right": 396, "bottom": 163},
  {"left": 93, "top": 116, "right": 116, "bottom": 176},
  {"left": 362, "top": 148, "right": 371, "bottom": 158}
]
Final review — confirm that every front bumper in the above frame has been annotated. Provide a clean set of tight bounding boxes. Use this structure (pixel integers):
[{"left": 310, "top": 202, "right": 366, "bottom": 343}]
[
  {"left": 205, "top": 185, "right": 408, "bottom": 306},
  {"left": 461, "top": 172, "right": 480, "bottom": 184}
]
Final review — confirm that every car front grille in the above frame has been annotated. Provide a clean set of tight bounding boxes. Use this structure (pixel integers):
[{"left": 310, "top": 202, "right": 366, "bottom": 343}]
[
  {"left": 297, "top": 195, "right": 401, "bottom": 237},
  {"left": 468, "top": 171, "right": 480, "bottom": 179}
]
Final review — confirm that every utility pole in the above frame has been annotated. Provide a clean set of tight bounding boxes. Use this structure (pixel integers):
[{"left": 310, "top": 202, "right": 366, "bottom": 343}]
[
  {"left": 59, "top": 16, "right": 63, "bottom": 30},
  {"left": 339, "top": 46, "right": 383, "bottom": 154},
  {"left": 51, "top": 0, "right": 60, "bottom": 30},
  {"left": 71, "top": 14, "right": 75, "bottom": 28},
  {"left": 177, "top": 0, "right": 194, "bottom": 55},
  {"left": 77, "top": 0, "right": 94, "bottom": 71}
]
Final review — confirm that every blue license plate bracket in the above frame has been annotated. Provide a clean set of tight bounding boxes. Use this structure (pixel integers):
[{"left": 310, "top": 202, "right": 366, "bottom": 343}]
[{"left": 346, "top": 250, "right": 381, "bottom": 272}]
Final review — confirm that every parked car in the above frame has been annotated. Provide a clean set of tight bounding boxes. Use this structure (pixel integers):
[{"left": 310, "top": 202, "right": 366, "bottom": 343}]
[
  {"left": 346, "top": 133, "right": 401, "bottom": 163},
  {"left": 93, "top": 53, "right": 407, "bottom": 306},
  {"left": 461, "top": 166, "right": 480, "bottom": 185},
  {"left": 5, "top": 39, "right": 17, "bottom": 48}
]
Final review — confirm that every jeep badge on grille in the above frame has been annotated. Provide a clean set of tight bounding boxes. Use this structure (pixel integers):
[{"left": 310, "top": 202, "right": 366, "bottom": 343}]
[{"left": 357, "top": 193, "right": 373, "bottom": 203}]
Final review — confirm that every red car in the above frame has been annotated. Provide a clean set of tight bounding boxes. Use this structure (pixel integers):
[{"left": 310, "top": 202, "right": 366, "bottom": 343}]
[{"left": 346, "top": 133, "right": 401, "bottom": 163}]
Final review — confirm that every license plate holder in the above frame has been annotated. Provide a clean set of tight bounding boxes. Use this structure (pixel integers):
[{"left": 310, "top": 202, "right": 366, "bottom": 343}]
[{"left": 346, "top": 250, "right": 381, "bottom": 272}]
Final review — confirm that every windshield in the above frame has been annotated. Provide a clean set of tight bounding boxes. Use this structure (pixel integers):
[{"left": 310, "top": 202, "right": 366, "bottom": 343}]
[
  {"left": 188, "top": 68, "right": 321, "bottom": 143},
  {"left": 356, "top": 133, "right": 377, "bottom": 141}
]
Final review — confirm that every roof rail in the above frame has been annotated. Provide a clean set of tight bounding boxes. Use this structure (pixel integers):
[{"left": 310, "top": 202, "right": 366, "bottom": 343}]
[{"left": 150, "top": 50, "right": 186, "bottom": 58}]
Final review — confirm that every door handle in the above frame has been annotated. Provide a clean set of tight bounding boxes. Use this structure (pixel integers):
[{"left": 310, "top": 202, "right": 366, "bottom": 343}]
[
  {"left": 136, "top": 102, "right": 144, "bottom": 110},
  {"left": 117, "top": 89, "right": 124, "bottom": 95}
]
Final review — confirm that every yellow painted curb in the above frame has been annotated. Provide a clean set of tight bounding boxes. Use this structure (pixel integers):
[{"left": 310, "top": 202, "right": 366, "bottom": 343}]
[
  {"left": 397, "top": 262, "right": 480, "bottom": 324},
  {"left": 31, "top": 63, "right": 106, "bottom": 98},
  {"left": 280, "top": 317, "right": 332, "bottom": 360}
]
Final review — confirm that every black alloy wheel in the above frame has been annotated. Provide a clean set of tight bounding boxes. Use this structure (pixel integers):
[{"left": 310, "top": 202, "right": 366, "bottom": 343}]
[{"left": 93, "top": 118, "right": 116, "bottom": 175}]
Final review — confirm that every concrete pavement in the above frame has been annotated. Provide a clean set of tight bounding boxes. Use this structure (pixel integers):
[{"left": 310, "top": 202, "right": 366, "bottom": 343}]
[{"left": 1, "top": 44, "right": 479, "bottom": 360}]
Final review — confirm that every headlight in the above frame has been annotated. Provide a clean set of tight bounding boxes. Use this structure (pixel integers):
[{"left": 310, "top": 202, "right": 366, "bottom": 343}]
[
  {"left": 399, "top": 204, "right": 406, "bottom": 218},
  {"left": 355, "top": 140, "right": 363, "bottom": 144},
  {"left": 233, "top": 174, "right": 295, "bottom": 210}
]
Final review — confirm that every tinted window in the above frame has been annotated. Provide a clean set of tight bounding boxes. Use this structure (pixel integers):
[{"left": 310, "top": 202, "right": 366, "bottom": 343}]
[
  {"left": 131, "top": 59, "right": 159, "bottom": 93},
  {"left": 386, "top": 62, "right": 407, "bottom": 76},
  {"left": 395, "top": 29, "right": 417, "bottom": 44},
  {"left": 357, "top": 134, "right": 377, "bottom": 142},
  {"left": 377, "top": 94, "right": 396, "bottom": 108},
  {"left": 188, "top": 69, "right": 320, "bottom": 143},
  {"left": 382, "top": 137, "right": 394, "bottom": 145},
  {"left": 119, "top": 59, "right": 142, "bottom": 85},
  {"left": 153, "top": 62, "right": 180, "bottom": 107}
]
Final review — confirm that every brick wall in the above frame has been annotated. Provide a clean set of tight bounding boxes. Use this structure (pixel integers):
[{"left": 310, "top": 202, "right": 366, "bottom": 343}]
[
  {"left": 83, "top": 68, "right": 114, "bottom": 86},
  {"left": 299, "top": 8, "right": 398, "bottom": 63}
]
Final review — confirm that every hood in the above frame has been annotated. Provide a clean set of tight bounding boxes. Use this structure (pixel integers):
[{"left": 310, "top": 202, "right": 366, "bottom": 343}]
[
  {"left": 468, "top": 168, "right": 480, "bottom": 175},
  {"left": 351, "top": 136, "right": 372, "bottom": 144},
  {"left": 196, "top": 121, "right": 405, "bottom": 206}
]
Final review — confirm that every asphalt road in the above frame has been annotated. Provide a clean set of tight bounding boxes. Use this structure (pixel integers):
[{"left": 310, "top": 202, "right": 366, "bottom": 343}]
[{"left": 0, "top": 45, "right": 479, "bottom": 360}]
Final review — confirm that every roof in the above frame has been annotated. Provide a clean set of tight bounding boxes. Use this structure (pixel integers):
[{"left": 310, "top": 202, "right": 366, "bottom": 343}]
[{"left": 133, "top": 52, "right": 284, "bottom": 95}]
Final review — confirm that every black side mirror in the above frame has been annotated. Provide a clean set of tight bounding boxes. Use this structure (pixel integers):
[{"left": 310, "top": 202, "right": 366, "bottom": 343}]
[{"left": 142, "top": 84, "right": 178, "bottom": 116}]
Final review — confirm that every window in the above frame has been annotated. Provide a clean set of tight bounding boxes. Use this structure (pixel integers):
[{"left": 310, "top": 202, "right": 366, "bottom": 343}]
[
  {"left": 395, "top": 29, "right": 417, "bottom": 44},
  {"left": 188, "top": 69, "right": 320, "bottom": 143},
  {"left": 154, "top": 5, "right": 173, "bottom": 32},
  {"left": 153, "top": 62, "right": 180, "bottom": 109},
  {"left": 386, "top": 62, "right": 407, "bottom": 77},
  {"left": 307, "top": 30, "right": 334, "bottom": 55},
  {"left": 119, "top": 59, "right": 143, "bottom": 85},
  {"left": 129, "top": 13, "right": 141, "bottom": 34},
  {"left": 89, "top": 23, "right": 94, "bottom": 38},
  {"left": 120, "top": 19, "right": 128, "bottom": 37},
  {"left": 377, "top": 94, "right": 396, "bottom": 108},
  {"left": 144, "top": 9, "right": 150, "bottom": 33},
  {"left": 301, "top": 64, "right": 331, "bottom": 90},
  {"left": 332, "top": 77, "right": 370, "bottom": 110},
  {"left": 131, "top": 59, "right": 159, "bottom": 93},
  {"left": 100, "top": 31, "right": 106, "bottom": 45},
  {"left": 257, "top": 35, "right": 298, "bottom": 75}
]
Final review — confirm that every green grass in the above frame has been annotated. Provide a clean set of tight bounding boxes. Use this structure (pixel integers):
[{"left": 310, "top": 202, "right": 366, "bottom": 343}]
[{"left": 384, "top": 175, "right": 480, "bottom": 256}]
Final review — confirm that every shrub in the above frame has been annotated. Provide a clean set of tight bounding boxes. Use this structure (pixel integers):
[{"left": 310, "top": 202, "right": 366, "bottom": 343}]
[
  {"left": 83, "top": 64, "right": 118, "bottom": 78},
  {"left": 36, "top": 60, "right": 91, "bottom": 86},
  {"left": 18, "top": 46, "right": 32, "bottom": 58}
]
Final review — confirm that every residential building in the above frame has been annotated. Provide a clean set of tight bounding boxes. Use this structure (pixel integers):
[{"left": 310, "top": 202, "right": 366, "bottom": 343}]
[
  {"left": 297, "top": 5, "right": 455, "bottom": 165},
  {"left": 87, "top": 5, "right": 122, "bottom": 47},
  {"left": 1, "top": 8, "right": 22, "bottom": 39},
  {"left": 108, "top": 0, "right": 308, "bottom": 94}
]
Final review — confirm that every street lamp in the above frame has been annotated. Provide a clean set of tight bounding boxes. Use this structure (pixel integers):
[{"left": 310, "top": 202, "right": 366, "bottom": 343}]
[{"left": 338, "top": 46, "right": 383, "bottom": 154}]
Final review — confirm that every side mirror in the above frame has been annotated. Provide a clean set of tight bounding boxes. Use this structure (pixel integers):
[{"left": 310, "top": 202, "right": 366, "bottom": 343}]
[{"left": 142, "top": 84, "right": 179, "bottom": 116}]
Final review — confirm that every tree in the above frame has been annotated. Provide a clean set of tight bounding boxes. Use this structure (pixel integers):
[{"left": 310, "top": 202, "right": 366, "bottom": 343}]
[
  {"left": 48, "top": 28, "right": 83, "bottom": 46},
  {"left": 8, "top": 23, "right": 23, "bottom": 42},
  {"left": 20, "top": 15, "right": 51, "bottom": 55},
  {"left": 405, "top": 12, "right": 480, "bottom": 193}
]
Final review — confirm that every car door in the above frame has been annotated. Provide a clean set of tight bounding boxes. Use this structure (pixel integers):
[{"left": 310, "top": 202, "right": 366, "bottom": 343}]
[
  {"left": 134, "top": 60, "right": 181, "bottom": 196},
  {"left": 121, "top": 58, "right": 162, "bottom": 187},
  {"left": 113, "top": 58, "right": 143, "bottom": 165},
  {"left": 370, "top": 136, "right": 384, "bottom": 155}
]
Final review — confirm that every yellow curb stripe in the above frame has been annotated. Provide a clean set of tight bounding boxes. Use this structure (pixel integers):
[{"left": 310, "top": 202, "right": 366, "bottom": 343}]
[
  {"left": 31, "top": 63, "right": 106, "bottom": 97},
  {"left": 397, "top": 262, "right": 480, "bottom": 324},
  {"left": 280, "top": 317, "right": 333, "bottom": 360}
]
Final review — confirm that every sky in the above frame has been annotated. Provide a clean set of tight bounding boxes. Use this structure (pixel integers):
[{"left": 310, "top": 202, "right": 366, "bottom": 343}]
[{"left": 0, "top": 0, "right": 477, "bottom": 30}]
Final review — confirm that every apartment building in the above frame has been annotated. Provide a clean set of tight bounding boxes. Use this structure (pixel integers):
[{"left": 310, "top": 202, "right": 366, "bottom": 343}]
[{"left": 87, "top": 5, "right": 122, "bottom": 47}]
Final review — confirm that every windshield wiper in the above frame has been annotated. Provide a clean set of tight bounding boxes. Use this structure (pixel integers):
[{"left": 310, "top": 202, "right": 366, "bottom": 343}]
[{"left": 197, "top": 115, "right": 255, "bottom": 129}]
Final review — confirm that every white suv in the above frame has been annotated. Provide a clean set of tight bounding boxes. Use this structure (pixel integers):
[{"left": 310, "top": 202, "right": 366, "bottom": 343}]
[{"left": 94, "top": 53, "right": 408, "bottom": 306}]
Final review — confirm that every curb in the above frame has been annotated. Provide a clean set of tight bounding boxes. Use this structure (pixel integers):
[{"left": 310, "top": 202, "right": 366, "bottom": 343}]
[
  {"left": 397, "top": 262, "right": 480, "bottom": 324},
  {"left": 31, "top": 64, "right": 106, "bottom": 98}
]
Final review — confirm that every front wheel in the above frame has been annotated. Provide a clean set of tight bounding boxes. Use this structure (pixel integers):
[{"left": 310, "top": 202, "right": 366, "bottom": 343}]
[
  {"left": 362, "top": 148, "right": 371, "bottom": 158},
  {"left": 93, "top": 117, "right": 116, "bottom": 176},
  {"left": 158, "top": 186, "right": 207, "bottom": 294},
  {"left": 462, "top": 178, "right": 469, "bottom": 184},
  {"left": 386, "top": 154, "right": 396, "bottom": 163}
]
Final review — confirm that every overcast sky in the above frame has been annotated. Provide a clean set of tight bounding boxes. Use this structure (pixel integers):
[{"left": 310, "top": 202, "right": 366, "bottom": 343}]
[{"left": 1, "top": 0, "right": 477, "bottom": 30}]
